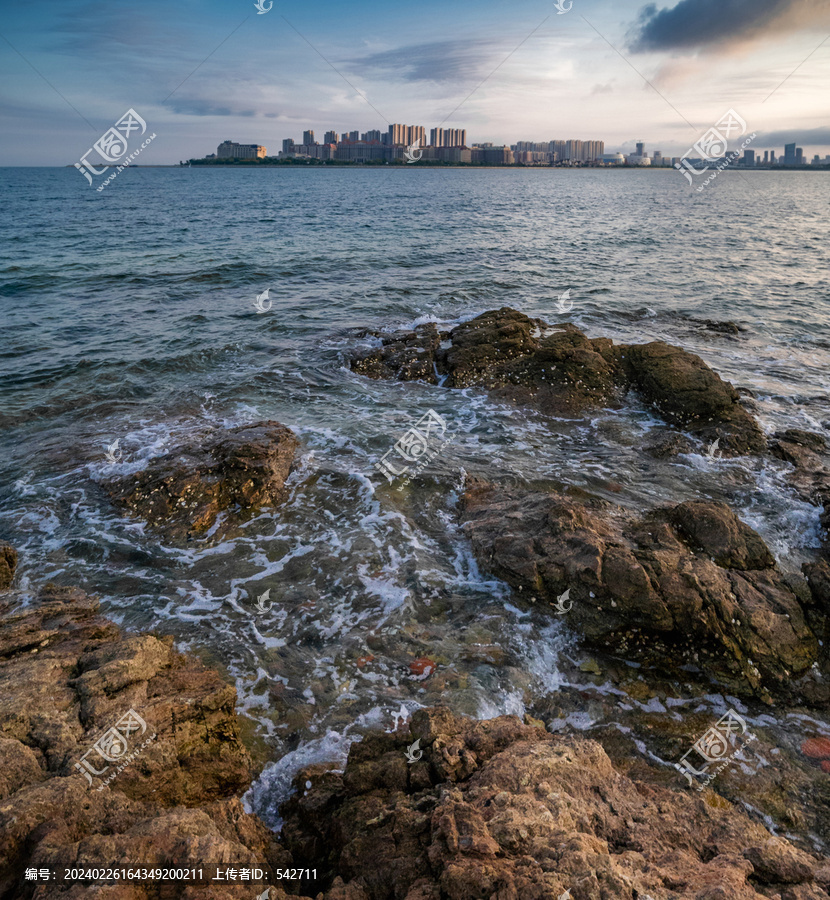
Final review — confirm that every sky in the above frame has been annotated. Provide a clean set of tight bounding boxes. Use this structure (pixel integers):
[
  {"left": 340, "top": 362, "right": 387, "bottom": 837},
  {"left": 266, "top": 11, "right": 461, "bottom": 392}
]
[{"left": 1, "top": 0, "right": 829, "bottom": 165}]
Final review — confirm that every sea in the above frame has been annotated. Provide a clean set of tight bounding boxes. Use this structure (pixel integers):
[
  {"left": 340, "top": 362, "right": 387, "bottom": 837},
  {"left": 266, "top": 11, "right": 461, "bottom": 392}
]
[{"left": 1, "top": 165, "right": 829, "bottom": 828}]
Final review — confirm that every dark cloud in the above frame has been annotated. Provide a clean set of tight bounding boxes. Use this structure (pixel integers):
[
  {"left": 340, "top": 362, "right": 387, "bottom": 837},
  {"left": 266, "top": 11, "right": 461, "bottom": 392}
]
[
  {"left": 628, "top": 0, "right": 801, "bottom": 52},
  {"left": 752, "top": 125, "right": 830, "bottom": 147}
]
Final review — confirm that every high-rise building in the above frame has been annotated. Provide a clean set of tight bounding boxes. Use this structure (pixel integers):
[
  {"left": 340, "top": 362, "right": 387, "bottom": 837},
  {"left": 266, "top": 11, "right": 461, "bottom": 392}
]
[
  {"left": 784, "top": 142, "right": 796, "bottom": 165},
  {"left": 636, "top": 141, "right": 645, "bottom": 157},
  {"left": 743, "top": 150, "right": 755, "bottom": 166},
  {"left": 565, "top": 140, "right": 583, "bottom": 161},
  {"left": 582, "top": 140, "right": 604, "bottom": 161},
  {"left": 349, "top": 130, "right": 360, "bottom": 142},
  {"left": 362, "top": 129, "right": 382, "bottom": 142},
  {"left": 324, "top": 131, "right": 338, "bottom": 145},
  {"left": 389, "top": 124, "right": 426, "bottom": 147},
  {"left": 770, "top": 151, "right": 776, "bottom": 165},
  {"left": 217, "top": 141, "right": 267, "bottom": 159},
  {"left": 430, "top": 127, "right": 467, "bottom": 147},
  {"left": 763, "top": 150, "right": 769, "bottom": 164},
  {"left": 796, "top": 147, "right": 804, "bottom": 165},
  {"left": 282, "top": 139, "right": 295, "bottom": 155},
  {"left": 303, "top": 130, "right": 315, "bottom": 146}
]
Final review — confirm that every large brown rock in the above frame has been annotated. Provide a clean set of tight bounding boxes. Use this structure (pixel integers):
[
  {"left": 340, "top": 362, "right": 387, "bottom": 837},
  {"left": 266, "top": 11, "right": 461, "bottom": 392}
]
[
  {"left": 0, "top": 542, "right": 17, "bottom": 590},
  {"left": 459, "top": 482, "right": 823, "bottom": 703},
  {"left": 350, "top": 308, "right": 765, "bottom": 452},
  {"left": 618, "top": 341, "right": 765, "bottom": 453},
  {"left": 108, "top": 420, "right": 299, "bottom": 539},
  {"left": 0, "top": 584, "right": 297, "bottom": 899},
  {"left": 279, "top": 707, "right": 830, "bottom": 900}
]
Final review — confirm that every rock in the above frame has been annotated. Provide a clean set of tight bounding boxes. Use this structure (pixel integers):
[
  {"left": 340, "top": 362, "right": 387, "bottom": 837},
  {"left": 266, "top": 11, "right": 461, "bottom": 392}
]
[
  {"left": 350, "top": 308, "right": 765, "bottom": 453},
  {"left": 668, "top": 500, "right": 776, "bottom": 570},
  {"left": 108, "top": 421, "right": 299, "bottom": 539},
  {"left": 618, "top": 341, "right": 765, "bottom": 453},
  {"left": 0, "top": 542, "right": 17, "bottom": 590},
  {"left": 802, "top": 737, "right": 830, "bottom": 760},
  {"left": 806, "top": 559, "right": 830, "bottom": 613},
  {"left": 643, "top": 431, "right": 696, "bottom": 458},
  {"left": 279, "top": 707, "right": 830, "bottom": 900},
  {"left": 0, "top": 583, "right": 298, "bottom": 899},
  {"left": 459, "top": 481, "right": 822, "bottom": 702},
  {"left": 699, "top": 319, "right": 744, "bottom": 335},
  {"left": 351, "top": 323, "right": 441, "bottom": 383}
]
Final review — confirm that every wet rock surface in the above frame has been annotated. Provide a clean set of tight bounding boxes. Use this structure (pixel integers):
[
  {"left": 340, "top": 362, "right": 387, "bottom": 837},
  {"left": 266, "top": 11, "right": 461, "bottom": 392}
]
[
  {"left": 280, "top": 706, "right": 830, "bottom": 900},
  {"left": 3, "top": 585, "right": 829, "bottom": 899},
  {"left": 0, "top": 542, "right": 17, "bottom": 590},
  {"left": 107, "top": 420, "right": 299, "bottom": 540},
  {"left": 350, "top": 308, "right": 766, "bottom": 453},
  {"left": 0, "top": 584, "right": 294, "bottom": 900},
  {"left": 459, "top": 480, "right": 826, "bottom": 703}
]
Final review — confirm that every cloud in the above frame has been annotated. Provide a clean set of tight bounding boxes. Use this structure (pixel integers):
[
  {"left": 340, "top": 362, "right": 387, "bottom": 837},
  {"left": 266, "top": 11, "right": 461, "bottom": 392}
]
[
  {"left": 752, "top": 125, "right": 830, "bottom": 147},
  {"left": 348, "top": 38, "right": 507, "bottom": 85},
  {"left": 165, "top": 98, "right": 262, "bottom": 117},
  {"left": 628, "top": 0, "right": 828, "bottom": 53}
]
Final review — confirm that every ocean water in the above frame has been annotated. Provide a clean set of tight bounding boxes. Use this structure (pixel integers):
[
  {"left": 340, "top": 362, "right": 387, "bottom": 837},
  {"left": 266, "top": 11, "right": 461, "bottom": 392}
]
[{"left": 1, "top": 166, "right": 829, "bottom": 825}]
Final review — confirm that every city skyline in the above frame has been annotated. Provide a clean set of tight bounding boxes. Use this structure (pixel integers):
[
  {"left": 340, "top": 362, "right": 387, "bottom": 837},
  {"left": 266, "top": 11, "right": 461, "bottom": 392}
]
[
  {"left": 203, "top": 126, "right": 827, "bottom": 168},
  {"left": 1, "top": 0, "right": 829, "bottom": 165}
]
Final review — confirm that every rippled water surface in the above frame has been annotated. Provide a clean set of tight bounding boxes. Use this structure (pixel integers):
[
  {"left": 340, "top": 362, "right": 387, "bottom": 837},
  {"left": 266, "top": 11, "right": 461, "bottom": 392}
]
[{"left": 1, "top": 166, "right": 829, "bottom": 824}]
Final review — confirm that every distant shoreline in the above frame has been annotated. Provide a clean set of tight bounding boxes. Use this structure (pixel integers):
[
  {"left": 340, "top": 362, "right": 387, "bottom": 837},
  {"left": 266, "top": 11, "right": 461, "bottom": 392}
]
[{"left": 54, "top": 163, "right": 830, "bottom": 172}]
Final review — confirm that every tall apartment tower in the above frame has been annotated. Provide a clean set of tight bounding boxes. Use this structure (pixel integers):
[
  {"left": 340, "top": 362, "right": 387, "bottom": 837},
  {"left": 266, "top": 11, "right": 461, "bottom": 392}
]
[
  {"left": 389, "top": 124, "right": 426, "bottom": 146},
  {"left": 565, "top": 139, "right": 583, "bottom": 161},
  {"left": 303, "top": 130, "right": 315, "bottom": 145},
  {"left": 636, "top": 141, "right": 645, "bottom": 157},
  {"left": 784, "top": 142, "right": 796, "bottom": 164},
  {"left": 431, "top": 127, "right": 467, "bottom": 147},
  {"left": 324, "top": 131, "right": 338, "bottom": 144}
]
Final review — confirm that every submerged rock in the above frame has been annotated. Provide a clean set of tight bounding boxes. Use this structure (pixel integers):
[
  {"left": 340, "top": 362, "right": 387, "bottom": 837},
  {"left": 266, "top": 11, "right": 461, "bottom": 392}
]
[
  {"left": 108, "top": 420, "right": 299, "bottom": 539},
  {"left": 280, "top": 706, "right": 830, "bottom": 899},
  {"left": 459, "top": 481, "right": 824, "bottom": 703},
  {"left": 350, "top": 308, "right": 766, "bottom": 453}
]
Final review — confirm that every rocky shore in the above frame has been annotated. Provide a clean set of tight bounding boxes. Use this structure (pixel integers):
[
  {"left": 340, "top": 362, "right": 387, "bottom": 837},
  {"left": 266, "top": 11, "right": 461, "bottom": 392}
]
[
  {"left": 2, "top": 307, "right": 830, "bottom": 898},
  {"left": 2, "top": 577, "right": 830, "bottom": 899}
]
